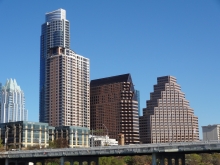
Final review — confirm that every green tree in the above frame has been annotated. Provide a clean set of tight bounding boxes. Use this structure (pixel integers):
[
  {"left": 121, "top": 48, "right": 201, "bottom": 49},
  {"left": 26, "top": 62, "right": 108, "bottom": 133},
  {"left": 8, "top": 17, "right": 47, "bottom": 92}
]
[
  {"left": 186, "top": 154, "right": 202, "bottom": 165},
  {"left": 145, "top": 155, "right": 152, "bottom": 165},
  {"left": 124, "top": 156, "right": 132, "bottom": 165},
  {"left": 0, "top": 139, "right": 4, "bottom": 151},
  {"left": 131, "top": 155, "right": 147, "bottom": 165},
  {"left": 48, "top": 138, "right": 69, "bottom": 149},
  {"left": 200, "top": 153, "right": 213, "bottom": 165},
  {"left": 45, "top": 158, "right": 59, "bottom": 165},
  {"left": 55, "top": 138, "right": 69, "bottom": 148},
  {"left": 48, "top": 140, "right": 56, "bottom": 149},
  {"left": 212, "top": 153, "right": 220, "bottom": 165},
  {"left": 99, "top": 157, "right": 112, "bottom": 165}
]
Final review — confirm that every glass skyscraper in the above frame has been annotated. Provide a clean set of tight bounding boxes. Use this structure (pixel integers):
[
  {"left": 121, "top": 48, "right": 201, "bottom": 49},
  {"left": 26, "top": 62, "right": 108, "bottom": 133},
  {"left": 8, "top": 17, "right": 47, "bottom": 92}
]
[
  {"left": 135, "top": 90, "right": 142, "bottom": 116},
  {"left": 39, "top": 9, "right": 90, "bottom": 127},
  {"left": 0, "top": 79, "right": 28, "bottom": 123}
]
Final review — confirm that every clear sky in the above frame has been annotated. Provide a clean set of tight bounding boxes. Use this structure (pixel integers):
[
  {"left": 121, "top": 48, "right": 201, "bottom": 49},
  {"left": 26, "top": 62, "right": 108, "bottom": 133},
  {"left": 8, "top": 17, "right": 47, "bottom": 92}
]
[{"left": 0, "top": 0, "right": 220, "bottom": 139}]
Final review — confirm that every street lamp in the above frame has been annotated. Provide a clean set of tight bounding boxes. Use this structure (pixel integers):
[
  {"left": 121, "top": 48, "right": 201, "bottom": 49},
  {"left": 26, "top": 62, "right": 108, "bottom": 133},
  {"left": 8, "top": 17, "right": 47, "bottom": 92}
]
[{"left": 103, "top": 124, "right": 108, "bottom": 146}]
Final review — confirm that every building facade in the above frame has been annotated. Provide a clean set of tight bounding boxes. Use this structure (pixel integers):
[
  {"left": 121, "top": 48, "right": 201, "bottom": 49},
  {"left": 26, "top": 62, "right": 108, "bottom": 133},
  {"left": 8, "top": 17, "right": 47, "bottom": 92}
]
[
  {"left": 139, "top": 76, "right": 199, "bottom": 143},
  {"left": 89, "top": 135, "right": 118, "bottom": 147},
  {"left": 202, "top": 124, "right": 220, "bottom": 141},
  {"left": 0, "top": 79, "right": 28, "bottom": 123},
  {"left": 90, "top": 74, "right": 140, "bottom": 144},
  {"left": 0, "top": 121, "right": 50, "bottom": 149},
  {"left": 39, "top": 9, "right": 90, "bottom": 127},
  {"left": 0, "top": 121, "right": 89, "bottom": 150},
  {"left": 54, "top": 126, "right": 89, "bottom": 148}
]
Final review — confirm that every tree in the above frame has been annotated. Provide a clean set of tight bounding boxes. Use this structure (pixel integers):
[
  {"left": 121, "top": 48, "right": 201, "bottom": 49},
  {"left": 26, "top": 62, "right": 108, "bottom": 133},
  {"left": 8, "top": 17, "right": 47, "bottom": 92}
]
[
  {"left": 55, "top": 138, "right": 69, "bottom": 148},
  {"left": 131, "top": 155, "right": 147, "bottom": 165},
  {"left": 200, "top": 153, "right": 213, "bottom": 165},
  {"left": 145, "top": 155, "right": 152, "bottom": 165},
  {"left": 124, "top": 156, "right": 132, "bottom": 165},
  {"left": 48, "top": 138, "right": 69, "bottom": 149},
  {"left": 0, "top": 139, "right": 4, "bottom": 151},
  {"left": 185, "top": 154, "right": 202, "bottom": 165},
  {"left": 99, "top": 157, "right": 112, "bottom": 165},
  {"left": 212, "top": 153, "right": 220, "bottom": 165}
]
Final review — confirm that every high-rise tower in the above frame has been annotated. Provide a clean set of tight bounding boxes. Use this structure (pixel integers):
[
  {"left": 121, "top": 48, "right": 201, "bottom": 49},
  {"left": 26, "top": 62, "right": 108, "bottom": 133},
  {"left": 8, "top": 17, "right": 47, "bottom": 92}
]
[
  {"left": 39, "top": 9, "right": 90, "bottom": 127},
  {"left": 90, "top": 74, "right": 140, "bottom": 144},
  {"left": 0, "top": 79, "right": 28, "bottom": 123},
  {"left": 139, "top": 76, "right": 199, "bottom": 143}
]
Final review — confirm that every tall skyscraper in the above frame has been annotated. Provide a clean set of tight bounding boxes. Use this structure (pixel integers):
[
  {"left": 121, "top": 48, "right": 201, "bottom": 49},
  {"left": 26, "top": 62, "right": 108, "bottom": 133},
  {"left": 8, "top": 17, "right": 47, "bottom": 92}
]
[
  {"left": 0, "top": 79, "right": 28, "bottom": 123},
  {"left": 39, "top": 9, "right": 90, "bottom": 127},
  {"left": 139, "top": 76, "right": 199, "bottom": 143},
  {"left": 90, "top": 74, "right": 140, "bottom": 144},
  {"left": 135, "top": 90, "right": 142, "bottom": 116}
]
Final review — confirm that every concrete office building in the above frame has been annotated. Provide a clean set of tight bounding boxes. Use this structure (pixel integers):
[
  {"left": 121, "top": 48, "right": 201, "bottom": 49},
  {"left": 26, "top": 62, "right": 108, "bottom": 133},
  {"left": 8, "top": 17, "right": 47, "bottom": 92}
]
[
  {"left": 39, "top": 9, "right": 90, "bottom": 127},
  {"left": 139, "top": 76, "right": 199, "bottom": 143},
  {"left": 0, "top": 121, "right": 89, "bottom": 150},
  {"left": 90, "top": 74, "right": 140, "bottom": 144},
  {"left": 202, "top": 124, "right": 220, "bottom": 141},
  {"left": 0, "top": 79, "right": 28, "bottom": 123},
  {"left": 54, "top": 126, "right": 89, "bottom": 148},
  {"left": 0, "top": 121, "right": 51, "bottom": 149}
]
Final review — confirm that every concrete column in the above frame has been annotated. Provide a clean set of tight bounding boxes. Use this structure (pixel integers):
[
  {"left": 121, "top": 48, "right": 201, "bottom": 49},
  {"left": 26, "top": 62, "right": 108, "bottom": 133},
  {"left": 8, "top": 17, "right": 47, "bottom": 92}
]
[
  {"left": 70, "top": 161, "right": 73, "bottom": 165},
  {"left": 168, "top": 156, "right": 172, "bottom": 165},
  {"left": 19, "top": 124, "right": 22, "bottom": 149},
  {"left": 160, "top": 155, "right": 164, "bottom": 165},
  {"left": 82, "top": 130, "right": 84, "bottom": 146},
  {"left": 93, "top": 157, "right": 99, "bottom": 165},
  {"left": 79, "top": 161, "right": 83, "bottom": 165},
  {"left": 152, "top": 153, "right": 157, "bottom": 165},
  {"left": 60, "top": 157, "right": 65, "bottom": 165},
  {"left": 5, "top": 158, "right": 8, "bottom": 165},
  {"left": 45, "top": 128, "right": 47, "bottom": 148},
  {"left": 71, "top": 130, "right": 73, "bottom": 147},
  {"left": 25, "top": 125, "right": 28, "bottom": 148},
  {"left": 181, "top": 154, "right": 185, "bottom": 165},
  {"left": 175, "top": 156, "right": 178, "bottom": 165},
  {"left": 31, "top": 126, "right": 33, "bottom": 146}
]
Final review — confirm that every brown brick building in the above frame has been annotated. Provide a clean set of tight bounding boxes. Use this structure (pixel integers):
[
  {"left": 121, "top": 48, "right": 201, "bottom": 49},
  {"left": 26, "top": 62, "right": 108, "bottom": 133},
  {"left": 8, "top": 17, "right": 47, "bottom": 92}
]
[
  {"left": 139, "top": 76, "right": 199, "bottom": 143},
  {"left": 90, "top": 74, "right": 140, "bottom": 144}
]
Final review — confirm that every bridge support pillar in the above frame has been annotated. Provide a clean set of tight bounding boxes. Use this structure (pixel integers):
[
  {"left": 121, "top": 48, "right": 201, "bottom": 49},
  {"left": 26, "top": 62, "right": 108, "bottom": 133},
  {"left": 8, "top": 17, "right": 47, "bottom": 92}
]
[
  {"left": 175, "top": 156, "right": 179, "bottom": 165},
  {"left": 5, "top": 158, "right": 8, "bottom": 165},
  {"left": 181, "top": 154, "right": 185, "bottom": 165},
  {"left": 152, "top": 153, "right": 157, "bottom": 165},
  {"left": 95, "top": 157, "right": 99, "bottom": 165},
  {"left": 168, "top": 156, "right": 172, "bottom": 165},
  {"left": 160, "top": 155, "right": 164, "bottom": 165},
  {"left": 60, "top": 157, "right": 65, "bottom": 165}
]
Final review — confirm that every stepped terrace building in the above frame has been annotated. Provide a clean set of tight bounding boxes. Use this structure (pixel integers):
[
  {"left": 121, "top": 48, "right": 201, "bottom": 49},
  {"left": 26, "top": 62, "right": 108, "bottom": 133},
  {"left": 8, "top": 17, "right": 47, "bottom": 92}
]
[
  {"left": 39, "top": 9, "right": 90, "bottom": 127},
  {"left": 139, "top": 76, "right": 199, "bottom": 143},
  {"left": 90, "top": 74, "right": 140, "bottom": 144}
]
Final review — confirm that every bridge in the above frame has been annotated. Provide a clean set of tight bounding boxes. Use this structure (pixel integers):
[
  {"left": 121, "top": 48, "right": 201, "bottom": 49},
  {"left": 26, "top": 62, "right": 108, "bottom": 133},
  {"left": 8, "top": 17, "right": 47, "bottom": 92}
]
[{"left": 1, "top": 141, "right": 220, "bottom": 165}]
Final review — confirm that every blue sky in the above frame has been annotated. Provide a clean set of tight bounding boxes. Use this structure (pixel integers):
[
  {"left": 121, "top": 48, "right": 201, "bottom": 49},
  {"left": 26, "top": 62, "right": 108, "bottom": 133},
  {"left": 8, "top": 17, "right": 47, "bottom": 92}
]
[{"left": 0, "top": 1, "right": 220, "bottom": 138}]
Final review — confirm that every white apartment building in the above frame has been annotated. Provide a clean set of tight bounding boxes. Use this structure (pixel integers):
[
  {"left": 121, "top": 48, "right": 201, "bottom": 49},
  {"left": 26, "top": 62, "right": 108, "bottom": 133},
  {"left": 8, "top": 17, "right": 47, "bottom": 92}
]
[{"left": 89, "top": 135, "right": 118, "bottom": 147}]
